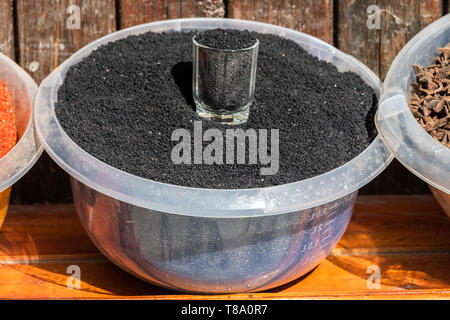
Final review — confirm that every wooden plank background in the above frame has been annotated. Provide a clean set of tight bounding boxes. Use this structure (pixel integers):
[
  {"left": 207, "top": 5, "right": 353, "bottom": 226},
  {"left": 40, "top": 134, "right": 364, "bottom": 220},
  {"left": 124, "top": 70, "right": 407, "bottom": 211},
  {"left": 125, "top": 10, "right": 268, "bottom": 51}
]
[
  {"left": 0, "top": 0, "right": 447, "bottom": 204},
  {"left": 0, "top": 0, "right": 14, "bottom": 60},
  {"left": 1, "top": 195, "right": 449, "bottom": 299}
]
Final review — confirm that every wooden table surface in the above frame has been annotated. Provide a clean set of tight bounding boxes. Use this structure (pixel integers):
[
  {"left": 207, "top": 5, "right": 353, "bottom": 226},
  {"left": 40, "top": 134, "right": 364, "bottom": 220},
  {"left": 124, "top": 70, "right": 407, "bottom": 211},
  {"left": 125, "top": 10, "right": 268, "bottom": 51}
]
[{"left": 0, "top": 195, "right": 449, "bottom": 300}]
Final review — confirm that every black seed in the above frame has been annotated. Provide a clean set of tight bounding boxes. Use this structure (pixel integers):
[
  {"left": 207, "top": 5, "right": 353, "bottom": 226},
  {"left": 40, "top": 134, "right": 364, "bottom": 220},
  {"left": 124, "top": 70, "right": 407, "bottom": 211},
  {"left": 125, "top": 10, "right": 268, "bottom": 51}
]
[{"left": 55, "top": 30, "right": 377, "bottom": 189}]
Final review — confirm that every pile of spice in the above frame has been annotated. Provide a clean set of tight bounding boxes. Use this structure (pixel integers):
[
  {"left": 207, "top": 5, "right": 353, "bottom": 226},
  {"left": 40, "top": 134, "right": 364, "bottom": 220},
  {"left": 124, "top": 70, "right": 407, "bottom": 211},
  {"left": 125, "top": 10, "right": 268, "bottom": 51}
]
[
  {"left": 56, "top": 30, "right": 377, "bottom": 189},
  {"left": 0, "top": 81, "right": 17, "bottom": 158},
  {"left": 410, "top": 43, "right": 450, "bottom": 148},
  {"left": 195, "top": 28, "right": 257, "bottom": 49}
]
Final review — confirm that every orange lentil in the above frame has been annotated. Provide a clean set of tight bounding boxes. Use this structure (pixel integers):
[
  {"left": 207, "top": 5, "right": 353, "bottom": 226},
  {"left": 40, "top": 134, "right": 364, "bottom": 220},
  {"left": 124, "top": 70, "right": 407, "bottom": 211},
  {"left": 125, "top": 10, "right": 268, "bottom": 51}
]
[{"left": 0, "top": 81, "right": 17, "bottom": 159}]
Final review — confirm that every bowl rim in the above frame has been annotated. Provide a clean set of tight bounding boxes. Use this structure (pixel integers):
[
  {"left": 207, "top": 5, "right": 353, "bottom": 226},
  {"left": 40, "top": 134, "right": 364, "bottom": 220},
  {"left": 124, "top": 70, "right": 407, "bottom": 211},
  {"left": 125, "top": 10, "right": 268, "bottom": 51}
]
[
  {"left": 0, "top": 52, "right": 43, "bottom": 193},
  {"left": 34, "top": 17, "right": 393, "bottom": 217},
  {"left": 376, "top": 14, "right": 450, "bottom": 194}
]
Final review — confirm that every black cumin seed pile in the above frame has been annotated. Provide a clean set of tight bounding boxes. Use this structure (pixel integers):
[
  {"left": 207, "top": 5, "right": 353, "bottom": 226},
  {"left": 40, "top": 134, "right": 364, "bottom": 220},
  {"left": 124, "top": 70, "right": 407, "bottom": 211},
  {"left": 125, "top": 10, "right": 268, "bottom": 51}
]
[
  {"left": 195, "top": 28, "right": 257, "bottom": 49},
  {"left": 55, "top": 30, "right": 377, "bottom": 189}
]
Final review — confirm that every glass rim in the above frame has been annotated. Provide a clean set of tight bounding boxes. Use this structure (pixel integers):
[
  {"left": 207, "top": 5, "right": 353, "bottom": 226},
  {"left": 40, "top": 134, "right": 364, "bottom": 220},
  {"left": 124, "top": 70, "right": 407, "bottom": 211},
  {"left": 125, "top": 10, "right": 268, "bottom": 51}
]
[{"left": 192, "top": 34, "right": 260, "bottom": 52}]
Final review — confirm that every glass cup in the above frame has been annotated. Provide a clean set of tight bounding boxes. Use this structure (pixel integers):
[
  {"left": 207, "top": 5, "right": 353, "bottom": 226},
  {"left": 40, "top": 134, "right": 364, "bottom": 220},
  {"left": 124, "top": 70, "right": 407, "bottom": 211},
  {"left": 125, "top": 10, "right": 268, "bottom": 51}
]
[{"left": 192, "top": 35, "right": 259, "bottom": 125}]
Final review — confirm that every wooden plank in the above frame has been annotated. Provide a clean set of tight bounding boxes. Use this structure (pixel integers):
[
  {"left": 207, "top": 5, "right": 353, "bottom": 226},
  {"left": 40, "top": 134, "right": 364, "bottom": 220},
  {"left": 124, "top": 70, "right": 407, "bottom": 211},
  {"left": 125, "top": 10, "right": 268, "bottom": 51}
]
[
  {"left": 119, "top": 0, "right": 223, "bottom": 29},
  {"left": 336, "top": 195, "right": 450, "bottom": 253},
  {"left": 379, "top": 0, "right": 442, "bottom": 79},
  {"left": 0, "top": 0, "right": 14, "bottom": 59},
  {"left": 338, "top": 1, "right": 443, "bottom": 77},
  {"left": 16, "top": 0, "right": 116, "bottom": 83},
  {"left": 290, "top": 0, "right": 333, "bottom": 43},
  {"left": 181, "top": 0, "right": 199, "bottom": 17},
  {"left": 0, "top": 260, "right": 171, "bottom": 299},
  {"left": 337, "top": 0, "right": 380, "bottom": 74},
  {"left": 118, "top": 0, "right": 154, "bottom": 28},
  {"left": 0, "top": 204, "right": 98, "bottom": 261},
  {"left": 0, "top": 196, "right": 449, "bottom": 299},
  {"left": 2, "top": 196, "right": 449, "bottom": 261},
  {"left": 11, "top": 0, "right": 116, "bottom": 205},
  {"left": 282, "top": 253, "right": 450, "bottom": 294},
  {"left": 0, "top": 254, "right": 448, "bottom": 299},
  {"left": 228, "top": 0, "right": 334, "bottom": 43}
]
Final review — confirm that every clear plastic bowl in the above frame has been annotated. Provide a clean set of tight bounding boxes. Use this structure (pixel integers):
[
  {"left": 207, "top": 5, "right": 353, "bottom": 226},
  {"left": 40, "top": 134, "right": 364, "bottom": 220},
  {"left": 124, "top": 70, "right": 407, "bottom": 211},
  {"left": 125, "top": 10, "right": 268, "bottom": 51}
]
[
  {"left": 376, "top": 15, "right": 450, "bottom": 216},
  {"left": 35, "top": 18, "right": 392, "bottom": 293},
  {"left": 0, "top": 53, "right": 43, "bottom": 228}
]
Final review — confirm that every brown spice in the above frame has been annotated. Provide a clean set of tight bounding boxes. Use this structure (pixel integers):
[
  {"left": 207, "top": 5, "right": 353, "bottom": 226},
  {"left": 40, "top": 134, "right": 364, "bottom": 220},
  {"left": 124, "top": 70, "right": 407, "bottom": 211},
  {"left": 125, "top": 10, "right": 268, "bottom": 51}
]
[{"left": 410, "top": 43, "right": 450, "bottom": 148}]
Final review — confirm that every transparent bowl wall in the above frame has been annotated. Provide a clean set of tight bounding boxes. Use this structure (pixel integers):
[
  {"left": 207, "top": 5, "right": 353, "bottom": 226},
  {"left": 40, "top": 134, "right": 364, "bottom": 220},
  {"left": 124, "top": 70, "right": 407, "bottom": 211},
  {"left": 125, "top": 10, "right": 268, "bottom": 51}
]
[
  {"left": 35, "top": 18, "right": 392, "bottom": 293},
  {"left": 0, "top": 53, "right": 42, "bottom": 228},
  {"left": 376, "top": 15, "right": 450, "bottom": 215}
]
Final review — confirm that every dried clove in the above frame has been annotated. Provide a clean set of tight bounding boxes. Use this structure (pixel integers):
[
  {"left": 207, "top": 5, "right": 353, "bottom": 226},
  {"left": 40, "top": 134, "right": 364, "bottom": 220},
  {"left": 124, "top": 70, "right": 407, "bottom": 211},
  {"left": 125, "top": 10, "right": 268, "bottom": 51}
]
[{"left": 410, "top": 43, "right": 450, "bottom": 148}]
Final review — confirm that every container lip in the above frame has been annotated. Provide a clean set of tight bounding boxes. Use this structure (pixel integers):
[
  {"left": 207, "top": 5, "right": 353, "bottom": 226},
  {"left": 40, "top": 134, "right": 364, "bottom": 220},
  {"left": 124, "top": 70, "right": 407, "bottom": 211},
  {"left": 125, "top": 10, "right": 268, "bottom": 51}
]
[
  {"left": 376, "top": 114, "right": 448, "bottom": 193},
  {"left": 192, "top": 34, "right": 260, "bottom": 52},
  {"left": 0, "top": 52, "right": 43, "bottom": 193},
  {"left": 35, "top": 18, "right": 393, "bottom": 217},
  {"left": 376, "top": 14, "right": 450, "bottom": 194}
]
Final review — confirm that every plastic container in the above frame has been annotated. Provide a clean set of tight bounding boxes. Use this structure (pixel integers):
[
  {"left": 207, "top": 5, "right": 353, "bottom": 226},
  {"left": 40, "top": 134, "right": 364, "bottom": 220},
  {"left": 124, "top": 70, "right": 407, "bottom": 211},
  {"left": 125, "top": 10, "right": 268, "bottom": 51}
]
[
  {"left": 0, "top": 53, "right": 43, "bottom": 228},
  {"left": 35, "top": 18, "right": 393, "bottom": 293},
  {"left": 376, "top": 15, "right": 450, "bottom": 217}
]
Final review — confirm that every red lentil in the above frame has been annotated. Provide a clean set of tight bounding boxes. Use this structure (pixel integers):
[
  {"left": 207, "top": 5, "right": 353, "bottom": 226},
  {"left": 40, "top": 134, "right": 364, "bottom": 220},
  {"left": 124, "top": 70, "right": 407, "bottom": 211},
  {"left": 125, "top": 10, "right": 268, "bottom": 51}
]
[{"left": 0, "top": 81, "right": 17, "bottom": 159}]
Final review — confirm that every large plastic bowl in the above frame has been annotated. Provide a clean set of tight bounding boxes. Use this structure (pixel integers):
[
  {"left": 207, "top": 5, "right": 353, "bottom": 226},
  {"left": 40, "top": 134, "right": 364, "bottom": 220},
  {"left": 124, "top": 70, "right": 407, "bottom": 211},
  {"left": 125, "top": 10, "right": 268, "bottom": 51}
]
[
  {"left": 0, "top": 53, "right": 42, "bottom": 228},
  {"left": 34, "top": 18, "right": 393, "bottom": 293},
  {"left": 376, "top": 15, "right": 450, "bottom": 217}
]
